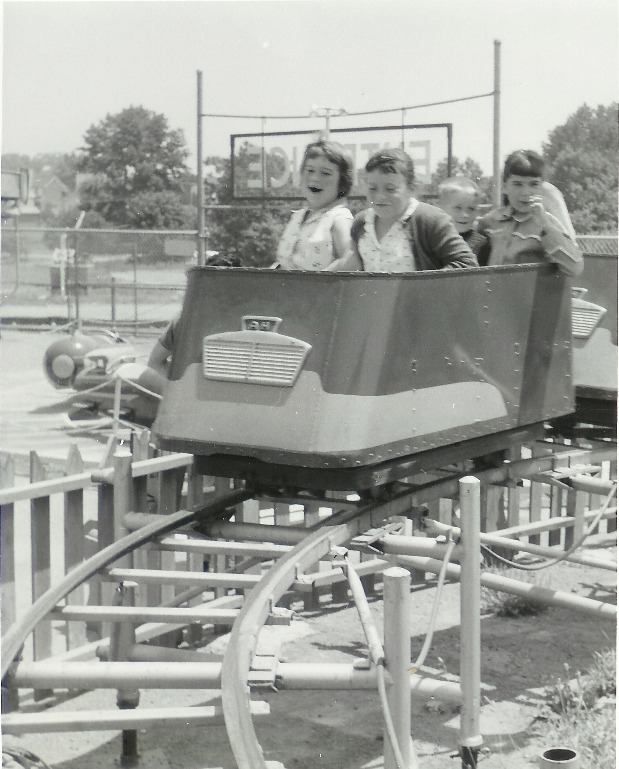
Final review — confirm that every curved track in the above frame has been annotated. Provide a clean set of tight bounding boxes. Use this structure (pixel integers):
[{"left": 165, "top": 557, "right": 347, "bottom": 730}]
[{"left": 2, "top": 442, "right": 616, "bottom": 769}]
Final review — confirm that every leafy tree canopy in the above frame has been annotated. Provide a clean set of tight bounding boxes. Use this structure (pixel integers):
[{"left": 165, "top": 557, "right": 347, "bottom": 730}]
[
  {"left": 429, "top": 156, "right": 492, "bottom": 202},
  {"left": 77, "top": 106, "right": 190, "bottom": 226},
  {"left": 203, "top": 153, "right": 288, "bottom": 266},
  {"left": 125, "top": 190, "right": 196, "bottom": 230},
  {"left": 543, "top": 103, "right": 618, "bottom": 234}
]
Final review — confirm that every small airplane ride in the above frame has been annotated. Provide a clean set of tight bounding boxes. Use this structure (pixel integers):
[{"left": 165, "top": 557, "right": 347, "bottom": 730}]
[{"left": 43, "top": 327, "right": 164, "bottom": 426}]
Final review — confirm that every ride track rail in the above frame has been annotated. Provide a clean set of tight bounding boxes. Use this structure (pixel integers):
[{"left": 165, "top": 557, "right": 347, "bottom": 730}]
[{"left": 1, "top": 440, "right": 617, "bottom": 769}]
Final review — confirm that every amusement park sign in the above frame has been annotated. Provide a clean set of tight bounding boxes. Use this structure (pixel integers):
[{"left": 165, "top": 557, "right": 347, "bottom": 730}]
[{"left": 231, "top": 123, "right": 452, "bottom": 200}]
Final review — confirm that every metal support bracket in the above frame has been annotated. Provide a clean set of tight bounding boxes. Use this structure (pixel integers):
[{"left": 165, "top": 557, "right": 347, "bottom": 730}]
[{"left": 348, "top": 522, "right": 407, "bottom": 554}]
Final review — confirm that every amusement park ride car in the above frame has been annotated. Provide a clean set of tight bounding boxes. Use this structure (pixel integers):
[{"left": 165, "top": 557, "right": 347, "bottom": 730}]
[
  {"left": 13, "top": 174, "right": 617, "bottom": 769},
  {"left": 41, "top": 241, "right": 616, "bottom": 447}
]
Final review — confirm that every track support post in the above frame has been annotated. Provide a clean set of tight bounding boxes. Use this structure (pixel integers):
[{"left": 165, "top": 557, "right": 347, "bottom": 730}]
[
  {"left": 383, "top": 566, "right": 417, "bottom": 768},
  {"left": 110, "top": 581, "right": 140, "bottom": 767},
  {"left": 459, "top": 477, "right": 483, "bottom": 768}
]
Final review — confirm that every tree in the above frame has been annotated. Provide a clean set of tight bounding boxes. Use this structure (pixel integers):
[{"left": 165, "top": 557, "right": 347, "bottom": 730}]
[
  {"left": 125, "top": 191, "right": 195, "bottom": 230},
  {"left": 543, "top": 103, "right": 618, "bottom": 234},
  {"left": 77, "top": 106, "right": 190, "bottom": 226},
  {"left": 203, "top": 153, "right": 288, "bottom": 267},
  {"left": 429, "top": 156, "right": 492, "bottom": 202}
]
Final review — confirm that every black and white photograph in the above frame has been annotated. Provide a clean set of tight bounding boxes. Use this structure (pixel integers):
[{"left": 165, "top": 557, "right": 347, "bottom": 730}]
[{"left": 1, "top": 2, "right": 617, "bottom": 768}]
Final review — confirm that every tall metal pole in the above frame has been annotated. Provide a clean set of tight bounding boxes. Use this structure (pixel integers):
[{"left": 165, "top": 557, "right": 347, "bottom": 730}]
[
  {"left": 458, "top": 477, "right": 483, "bottom": 769},
  {"left": 14, "top": 214, "right": 21, "bottom": 290},
  {"left": 196, "top": 70, "right": 206, "bottom": 267},
  {"left": 492, "top": 40, "right": 502, "bottom": 208}
]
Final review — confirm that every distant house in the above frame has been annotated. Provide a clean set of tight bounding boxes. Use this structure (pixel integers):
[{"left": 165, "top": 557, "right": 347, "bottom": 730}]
[
  {"left": 38, "top": 176, "right": 78, "bottom": 216},
  {"left": 1, "top": 169, "right": 41, "bottom": 224},
  {"left": 179, "top": 168, "right": 221, "bottom": 206},
  {"left": 178, "top": 175, "right": 197, "bottom": 206}
]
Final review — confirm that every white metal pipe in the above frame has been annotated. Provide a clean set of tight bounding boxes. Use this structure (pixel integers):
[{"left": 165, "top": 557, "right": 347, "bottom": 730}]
[
  {"left": 345, "top": 560, "right": 384, "bottom": 666},
  {"left": 394, "top": 556, "right": 617, "bottom": 619},
  {"left": 9, "top": 660, "right": 462, "bottom": 708},
  {"left": 49, "top": 605, "right": 240, "bottom": 624},
  {"left": 377, "top": 535, "right": 460, "bottom": 561},
  {"left": 107, "top": 567, "right": 262, "bottom": 589},
  {"left": 158, "top": 537, "right": 291, "bottom": 559},
  {"left": 568, "top": 475, "right": 616, "bottom": 495},
  {"left": 491, "top": 506, "right": 615, "bottom": 540},
  {"left": 421, "top": 521, "right": 616, "bottom": 571},
  {"left": 479, "top": 533, "right": 616, "bottom": 572},
  {"left": 2, "top": 703, "right": 269, "bottom": 734},
  {"left": 383, "top": 566, "right": 415, "bottom": 769},
  {"left": 424, "top": 506, "right": 615, "bottom": 543},
  {"left": 207, "top": 520, "right": 307, "bottom": 546},
  {"left": 11, "top": 661, "right": 222, "bottom": 689},
  {"left": 275, "top": 663, "right": 461, "bottom": 702},
  {"left": 458, "top": 477, "right": 483, "bottom": 763}
]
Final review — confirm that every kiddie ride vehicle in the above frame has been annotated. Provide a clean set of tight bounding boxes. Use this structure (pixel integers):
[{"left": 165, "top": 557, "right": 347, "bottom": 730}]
[
  {"left": 154, "top": 262, "right": 574, "bottom": 490},
  {"left": 43, "top": 327, "right": 165, "bottom": 426}
]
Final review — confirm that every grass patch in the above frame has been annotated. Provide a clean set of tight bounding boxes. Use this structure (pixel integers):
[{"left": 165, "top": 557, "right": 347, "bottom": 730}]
[
  {"left": 537, "top": 649, "right": 616, "bottom": 768},
  {"left": 480, "top": 566, "right": 551, "bottom": 618}
]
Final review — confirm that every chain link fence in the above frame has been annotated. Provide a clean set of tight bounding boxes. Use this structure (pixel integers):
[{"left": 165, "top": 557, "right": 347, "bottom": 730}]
[
  {"left": 1, "top": 218, "right": 616, "bottom": 330},
  {"left": 1, "top": 225, "right": 198, "bottom": 328}
]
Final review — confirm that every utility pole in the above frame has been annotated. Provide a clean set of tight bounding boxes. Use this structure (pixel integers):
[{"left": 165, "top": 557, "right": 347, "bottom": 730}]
[
  {"left": 196, "top": 70, "right": 206, "bottom": 266},
  {"left": 310, "top": 106, "right": 347, "bottom": 139},
  {"left": 492, "top": 40, "right": 502, "bottom": 208}
]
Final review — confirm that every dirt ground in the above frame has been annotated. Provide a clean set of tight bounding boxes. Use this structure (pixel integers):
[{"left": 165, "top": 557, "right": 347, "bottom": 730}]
[{"left": 3, "top": 552, "right": 615, "bottom": 769}]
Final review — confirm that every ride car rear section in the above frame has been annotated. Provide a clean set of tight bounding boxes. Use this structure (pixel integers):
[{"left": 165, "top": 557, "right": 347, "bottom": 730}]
[{"left": 570, "top": 238, "right": 618, "bottom": 429}]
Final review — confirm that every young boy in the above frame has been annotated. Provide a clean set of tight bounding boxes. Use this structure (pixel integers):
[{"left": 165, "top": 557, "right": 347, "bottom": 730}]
[
  {"left": 476, "top": 150, "right": 583, "bottom": 276},
  {"left": 329, "top": 149, "right": 477, "bottom": 272},
  {"left": 438, "top": 177, "right": 490, "bottom": 266}
]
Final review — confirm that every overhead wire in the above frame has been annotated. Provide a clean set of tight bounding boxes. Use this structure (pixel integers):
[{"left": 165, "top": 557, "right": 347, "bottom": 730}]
[{"left": 201, "top": 91, "right": 494, "bottom": 121}]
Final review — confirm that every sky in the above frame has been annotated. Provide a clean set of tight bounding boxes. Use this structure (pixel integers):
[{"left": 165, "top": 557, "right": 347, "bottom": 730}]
[{"left": 1, "top": 0, "right": 618, "bottom": 177}]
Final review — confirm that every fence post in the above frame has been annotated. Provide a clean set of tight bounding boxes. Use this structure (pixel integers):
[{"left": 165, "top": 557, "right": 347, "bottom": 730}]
[
  {"left": 109, "top": 581, "right": 140, "bottom": 766},
  {"left": 29, "top": 452, "right": 53, "bottom": 698},
  {"left": 64, "top": 444, "right": 87, "bottom": 650},
  {"left": 30, "top": 452, "right": 51, "bottom": 651},
  {"left": 607, "top": 459, "right": 617, "bottom": 534},
  {"left": 133, "top": 234, "right": 139, "bottom": 333},
  {"left": 459, "top": 476, "right": 483, "bottom": 769},
  {"left": 549, "top": 454, "right": 568, "bottom": 547},
  {"left": 113, "top": 447, "right": 134, "bottom": 546},
  {"left": 383, "top": 566, "right": 414, "bottom": 769},
  {"left": 13, "top": 216, "right": 21, "bottom": 289},
  {"left": 111, "top": 277, "right": 117, "bottom": 324},
  {"left": 74, "top": 228, "right": 81, "bottom": 326},
  {"left": 0, "top": 454, "right": 18, "bottom": 712}
]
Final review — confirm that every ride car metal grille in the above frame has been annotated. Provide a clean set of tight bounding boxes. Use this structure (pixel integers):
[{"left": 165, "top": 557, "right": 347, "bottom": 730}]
[
  {"left": 571, "top": 298, "right": 607, "bottom": 339},
  {"left": 203, "top": 331, "right": 311, "bottom": 386}
]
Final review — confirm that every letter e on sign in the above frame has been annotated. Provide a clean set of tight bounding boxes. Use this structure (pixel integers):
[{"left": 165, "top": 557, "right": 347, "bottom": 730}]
[{"left": 247, "top": 145, "right": 264, "bottom": 190}]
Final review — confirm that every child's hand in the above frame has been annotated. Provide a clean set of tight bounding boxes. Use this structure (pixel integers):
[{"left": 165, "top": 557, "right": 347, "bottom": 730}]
[{"left": 528, "top": 195, "right": 550, "bottom": 226}]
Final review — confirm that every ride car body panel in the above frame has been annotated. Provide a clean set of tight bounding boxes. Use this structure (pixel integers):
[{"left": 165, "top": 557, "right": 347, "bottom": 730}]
[{"left": 154, "top": 265, "right": 573, "bottom": 468}]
